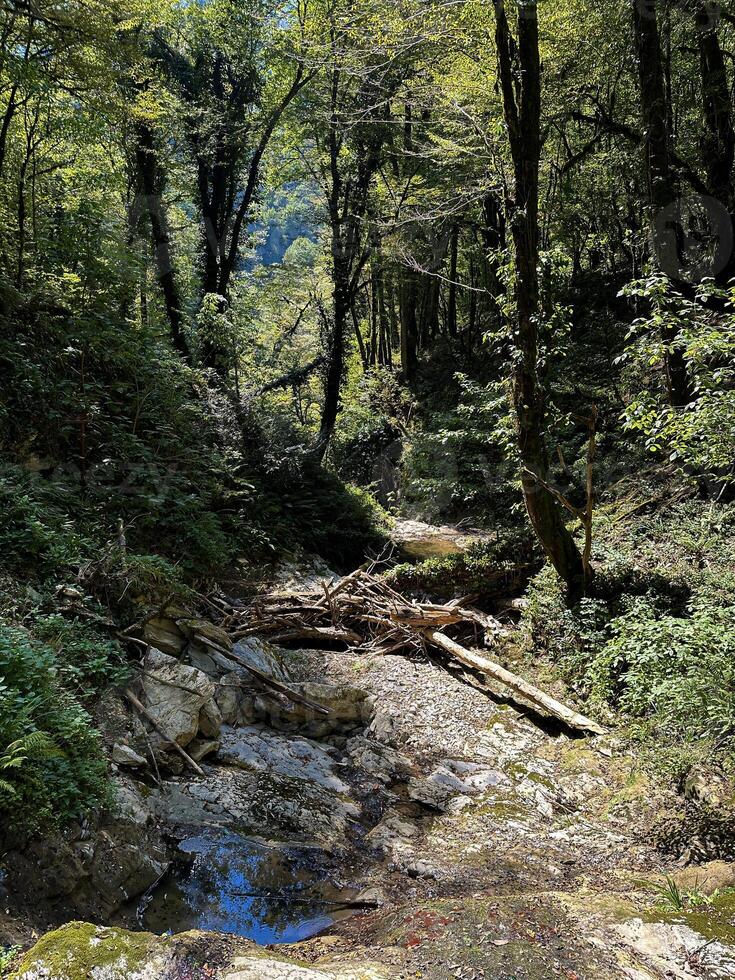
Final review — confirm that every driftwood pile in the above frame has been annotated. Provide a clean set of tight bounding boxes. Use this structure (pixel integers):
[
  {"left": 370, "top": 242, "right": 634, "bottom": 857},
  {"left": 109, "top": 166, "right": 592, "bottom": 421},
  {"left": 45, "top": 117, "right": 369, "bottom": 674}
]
[{"left": 214, "top": 569, "right": 606, "bottom": 736}]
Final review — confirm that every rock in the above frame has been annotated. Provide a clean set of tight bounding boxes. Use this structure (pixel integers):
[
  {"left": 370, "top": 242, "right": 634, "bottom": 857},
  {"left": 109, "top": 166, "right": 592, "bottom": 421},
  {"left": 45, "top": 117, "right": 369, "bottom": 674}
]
[
  {"left": 141, "top": 648, "right": 216, "bottom": 749},
  {"left": 268, "top": 683, "right": 371, "bottom": 737},
  {"left": 356, "top": 885, "right": 387, "bottom": 907},
  {"left": 2, "top": 816, "right": 168, "bottom": 922},
  {"left": 81, "top": 824, "right": 169, "bottom": 918},
  {"left": 152, "top": 725, "right": 360, "bottom": 849},
  {"left": 187, "top": 738, "right": 220, "bottom": 763},
  {"left": 215, "top": 673, "right": 247, "bottom": 725},
  {"left": 184, "top": 644, "right": 240, "bottom": 678},
  {"left": 10, "top": 923, "right": 391, "bottom": 980},
  {"left": 177, "top": 618, "right": 233, "bottom": 650},
  {"left": 408, "top": 759, "right": 507, "bottom": 811},
  {"left": 683, "top": 764, "right": 730, "bottom": 805},
  {"left": 143, "top": 616, "right": 186, "bottom": 656},
  {"left": 390, "top": 518, "right": 490, "bottom": 558},
  {"left": 199, "top": 698, "right": 223, "bottom": 738},
  {"left": 111, "top": 743, "right": 147, "bottom": 767},
  {"left": 217, "top": 725, "right": 350, "bottom": 792},
  {"left": 232, "top": 636, "right": 291, "bottom": 681},
  {"left": 111, "top": 777, "right": 152, "bottom": 824},
  {"left": 347, "top": 736, "right": 414, "bottom": 783},
  {"left": 367, "top": 811, "right": 421, "bottom": 851}
]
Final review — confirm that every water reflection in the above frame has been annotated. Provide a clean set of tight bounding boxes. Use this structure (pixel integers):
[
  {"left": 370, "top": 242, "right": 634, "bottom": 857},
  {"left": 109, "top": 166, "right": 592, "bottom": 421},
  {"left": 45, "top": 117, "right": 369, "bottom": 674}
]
[{"left": 141, "top": 831, "right": 357, "bottom": 944}]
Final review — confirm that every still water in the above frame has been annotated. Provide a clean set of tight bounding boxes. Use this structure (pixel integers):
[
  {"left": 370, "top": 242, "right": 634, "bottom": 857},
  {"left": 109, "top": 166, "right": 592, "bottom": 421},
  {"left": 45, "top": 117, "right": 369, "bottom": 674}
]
[{"left": 139, "top": 830, "right": 357, "bottom": 944}]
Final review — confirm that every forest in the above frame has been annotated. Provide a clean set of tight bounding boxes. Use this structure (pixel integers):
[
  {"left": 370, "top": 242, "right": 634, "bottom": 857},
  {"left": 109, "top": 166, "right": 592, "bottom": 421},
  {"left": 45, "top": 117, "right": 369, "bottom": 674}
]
[{"left": 1, "top": 0, "right": 735, "bottom": 977}]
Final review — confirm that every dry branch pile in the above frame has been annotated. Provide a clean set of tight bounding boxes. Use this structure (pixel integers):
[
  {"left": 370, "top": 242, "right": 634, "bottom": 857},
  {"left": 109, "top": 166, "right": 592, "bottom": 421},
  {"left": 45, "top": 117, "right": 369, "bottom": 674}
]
[
  {"left": 214, "top": 570, "right": 606, "bottom": 736},
  {"left": 226, "top": 569, "right": 500, "bottom": 656}
]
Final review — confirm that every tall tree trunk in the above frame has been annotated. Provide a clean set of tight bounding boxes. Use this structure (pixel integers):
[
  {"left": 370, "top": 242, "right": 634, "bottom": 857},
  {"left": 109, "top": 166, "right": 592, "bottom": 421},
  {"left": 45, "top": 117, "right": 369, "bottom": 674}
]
[
  {"left": 493, "top": 0, "right": 586, "bottom": 602},
  {"left": 692, "top": 2, "right": 735, "bottom": 285},
  {"left": 134, "top": 120, "right": 191, "bottom": 363},
  {"left": 632, "top": 0, "right": 692, "bottom": 406},
  {"left": 447, "top": 224, "right": 459, "bottom": 336},
  {"left": 399, "top": 270, "right": 419, "bottom": 379},
  {"left": 314, "top": 267, "right": 349, "bottom": 462},
  {"left": 695, "top": 3, "right": 734, "bottom": 209}
]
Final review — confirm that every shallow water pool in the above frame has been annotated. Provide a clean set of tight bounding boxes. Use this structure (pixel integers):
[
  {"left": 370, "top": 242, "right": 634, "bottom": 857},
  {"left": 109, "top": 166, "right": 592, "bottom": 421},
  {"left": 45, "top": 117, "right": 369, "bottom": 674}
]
[{"left": 138, "top": 830, "right": 358, "bottom": 944}]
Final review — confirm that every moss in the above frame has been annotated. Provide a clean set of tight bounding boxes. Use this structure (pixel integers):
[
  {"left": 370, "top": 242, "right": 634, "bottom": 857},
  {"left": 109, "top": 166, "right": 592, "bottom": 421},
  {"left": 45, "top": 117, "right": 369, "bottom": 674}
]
[
  {"left": 11, "top": 922, "right": 159, "bottom": 980},
  {"left": 559, "top": 745, "right": 606, "bottom": 778},
  {"left": 640, "top": 891, "right": 735, "bottom": 944}
]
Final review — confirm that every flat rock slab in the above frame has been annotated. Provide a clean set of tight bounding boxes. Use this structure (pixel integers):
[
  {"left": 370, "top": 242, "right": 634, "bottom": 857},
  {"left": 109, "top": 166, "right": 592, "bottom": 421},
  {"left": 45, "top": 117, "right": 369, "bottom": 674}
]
[
  {"left": 152, "top": 725, "right": 360, "bottom": 849},
  {"left": 8, "top": 923, "right": 390, "bottom": 980}
]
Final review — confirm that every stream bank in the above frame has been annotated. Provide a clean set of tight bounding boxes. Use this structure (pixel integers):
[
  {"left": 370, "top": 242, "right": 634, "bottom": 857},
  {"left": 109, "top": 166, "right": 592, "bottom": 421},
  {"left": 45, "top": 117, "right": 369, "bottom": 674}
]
[{"left": 4, "top": 547, "right": 735, "bottom": 979}]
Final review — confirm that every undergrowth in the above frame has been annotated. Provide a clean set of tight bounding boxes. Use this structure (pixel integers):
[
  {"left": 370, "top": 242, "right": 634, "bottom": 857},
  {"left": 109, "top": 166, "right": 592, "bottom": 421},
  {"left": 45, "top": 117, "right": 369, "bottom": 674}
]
[
  {"left": 524, "top": 496, "right": 735, "bottom": 774},
  {"left": 0, "top": 622, "right": 109, "bottom": 834}
]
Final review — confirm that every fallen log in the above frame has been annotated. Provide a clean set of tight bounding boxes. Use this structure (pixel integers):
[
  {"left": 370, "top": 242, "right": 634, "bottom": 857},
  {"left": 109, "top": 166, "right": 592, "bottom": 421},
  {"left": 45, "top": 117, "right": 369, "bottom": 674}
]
[
  {"left": 390, "top": 604, "right": 464, "bottom": 628},
  {"left": 268, "top": 625, "right": 363, "bottom": 647},
  {"left": 422, "top": 629, "right": 607, "bottom": 736},
  {"left": 124, "top": 688, "right": 206, "bottom": 776}
]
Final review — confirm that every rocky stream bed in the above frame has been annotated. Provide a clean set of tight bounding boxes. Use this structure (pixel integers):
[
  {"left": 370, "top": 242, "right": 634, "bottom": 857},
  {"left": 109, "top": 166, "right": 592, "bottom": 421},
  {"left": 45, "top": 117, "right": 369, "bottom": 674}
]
[{"left": 3, "top": 551, "right": 735, "bottom": 979}]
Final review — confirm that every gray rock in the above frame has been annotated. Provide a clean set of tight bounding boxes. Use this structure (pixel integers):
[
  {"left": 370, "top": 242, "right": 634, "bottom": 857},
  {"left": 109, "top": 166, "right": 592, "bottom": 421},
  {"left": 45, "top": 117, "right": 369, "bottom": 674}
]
[
  {"left": 141, "top": 648, "right": 216, "bottom": 749},
  {"left": 232, "top": 636, "right": 291, "bottom": 681},
  {"left": 111, "top": 743, "right": 147, "bottom": 767},
  {"left": 188, "top": 738, "right": 220, "bottom": 763},
  {"left": 152, "top": 725, "right": 360, "bottom": 849},
  {"left": 111, "top": 777, "right": 152, "bottom": 824},
  {"left": 408, "top": 759, "right": 507, "bottom": 811},
  {"left": 347, "top": 736, "right": 414, "bottom": 783},
  {"left": 199, "top": 698, "right": 223, "bottom": 738},
  {"left": 215, "top": 674, "right": 245, "bottom": 725}
]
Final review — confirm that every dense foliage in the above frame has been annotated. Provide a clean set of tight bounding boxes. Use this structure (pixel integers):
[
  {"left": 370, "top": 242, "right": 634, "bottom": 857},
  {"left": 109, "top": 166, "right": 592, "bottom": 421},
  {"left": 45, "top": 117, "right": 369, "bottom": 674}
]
[{"left": 0, "top": 0, "right": 734, "bottom": 830}]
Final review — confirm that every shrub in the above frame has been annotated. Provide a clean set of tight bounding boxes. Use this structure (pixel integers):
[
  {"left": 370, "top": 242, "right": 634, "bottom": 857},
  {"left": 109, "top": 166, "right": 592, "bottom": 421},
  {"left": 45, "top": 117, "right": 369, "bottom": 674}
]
[
  {"left": 523, "top": 499, "right": 735, "bottom": 757},
  {"left": 0, "top": 623, "right": 108, "bottom": 835},
  {"left": 387, "top": 535, "right": 536, "bottom": 600}
]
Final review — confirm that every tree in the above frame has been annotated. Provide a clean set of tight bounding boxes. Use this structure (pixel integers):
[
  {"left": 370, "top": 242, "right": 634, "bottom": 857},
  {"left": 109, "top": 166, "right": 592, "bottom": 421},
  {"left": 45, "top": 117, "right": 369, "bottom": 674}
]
[
  {"left": 302, "top": 0, "right": 406, "bottom": 459},
  {"left": 154, "top": 0, "right": 312, "bottom": 373},
  {"left": 631, "top": 0, "right": 693, "bottom": 407},
  {"left": 492, "top": 0, "right": 586, "bottom": 601}
]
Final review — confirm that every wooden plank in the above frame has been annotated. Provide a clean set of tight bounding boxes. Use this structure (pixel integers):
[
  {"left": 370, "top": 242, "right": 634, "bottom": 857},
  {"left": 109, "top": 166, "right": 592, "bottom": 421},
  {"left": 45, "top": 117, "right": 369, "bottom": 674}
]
[{"left": 422, "top": 629, "right": 607, "bottom": 736}]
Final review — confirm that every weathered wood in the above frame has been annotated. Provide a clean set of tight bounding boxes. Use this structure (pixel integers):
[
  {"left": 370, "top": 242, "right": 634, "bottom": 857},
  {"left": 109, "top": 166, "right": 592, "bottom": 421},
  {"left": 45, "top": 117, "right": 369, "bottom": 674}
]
[
  {"left": 390, "top": 605, "right": 463, "bottom": 628},
  {"left": 124, "top": 688, "right": 206, "bottom": 776},
  {"left": 422, "top": 629, "right": 606, "bottom": 736},
  {"left": 268, "top": 626, "right": 363, "bottom": 647}
]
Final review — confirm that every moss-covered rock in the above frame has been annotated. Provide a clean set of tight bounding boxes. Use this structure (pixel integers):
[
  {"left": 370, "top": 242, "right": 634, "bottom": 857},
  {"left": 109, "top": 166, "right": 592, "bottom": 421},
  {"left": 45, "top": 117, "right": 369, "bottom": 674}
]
[
  {"left": 10, "top": 922, "right": 160, "bottom": 980},
  {"left": 8, "top": 924, "right": 390, "bottom": 980}
]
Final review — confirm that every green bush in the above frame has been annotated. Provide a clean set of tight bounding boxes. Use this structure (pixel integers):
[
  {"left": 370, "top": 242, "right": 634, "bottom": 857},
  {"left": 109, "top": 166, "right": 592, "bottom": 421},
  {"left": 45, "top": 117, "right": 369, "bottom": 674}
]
[
  {"left": 387, "top": 535, "right": 535, "bottom": 600},
  {"left": 524, "top": 500, "right": 735, "bottom": 756},
  {"left": 0, "top": 623, "right": 108, "bottom": 835},
  {"left": 31, "top": 615, "right": 129, "bottom": 694}
]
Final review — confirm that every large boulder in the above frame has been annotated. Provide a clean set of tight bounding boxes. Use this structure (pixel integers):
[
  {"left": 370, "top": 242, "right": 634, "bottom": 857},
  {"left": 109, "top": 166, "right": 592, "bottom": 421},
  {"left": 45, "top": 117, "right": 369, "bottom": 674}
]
[
  {"left": 1, "top": 812, "right": 168, "bottom": 923},
  {"left": 141, "top": 648, "right": 218, "bottom": 749}
]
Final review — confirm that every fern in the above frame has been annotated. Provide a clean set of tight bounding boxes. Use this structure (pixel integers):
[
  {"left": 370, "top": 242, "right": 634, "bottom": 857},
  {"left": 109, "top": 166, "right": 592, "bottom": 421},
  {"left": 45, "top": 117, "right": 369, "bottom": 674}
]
[{"left": 0, "top": 731, "right": 59, "bottom": 778}]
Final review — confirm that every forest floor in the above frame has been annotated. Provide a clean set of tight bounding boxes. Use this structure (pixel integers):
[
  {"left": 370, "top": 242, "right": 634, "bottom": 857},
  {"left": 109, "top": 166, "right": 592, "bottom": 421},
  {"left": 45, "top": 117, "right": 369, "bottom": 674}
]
[{"left": 5, "top": 549, "right": 735, "bottom": 979}]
